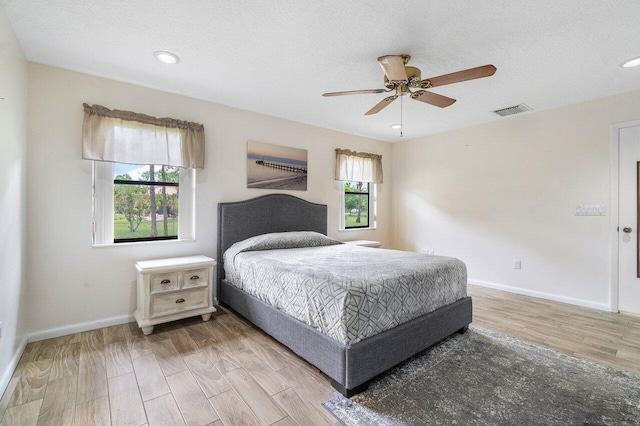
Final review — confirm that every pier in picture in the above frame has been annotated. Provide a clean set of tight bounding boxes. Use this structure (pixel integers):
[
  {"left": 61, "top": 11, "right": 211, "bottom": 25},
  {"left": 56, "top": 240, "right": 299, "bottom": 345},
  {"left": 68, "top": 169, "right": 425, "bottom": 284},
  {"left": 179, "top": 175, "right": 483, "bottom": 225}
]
[{"left": 247, "top": 140, "right": 308, "bottom": 191}]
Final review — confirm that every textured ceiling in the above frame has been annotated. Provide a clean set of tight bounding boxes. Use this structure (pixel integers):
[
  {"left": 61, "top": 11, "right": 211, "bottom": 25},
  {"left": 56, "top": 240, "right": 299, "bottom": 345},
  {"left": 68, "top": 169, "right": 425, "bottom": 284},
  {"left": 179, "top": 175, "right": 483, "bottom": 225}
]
[{"left": 3, "top": 0, "right": 640, "bottom": 142}]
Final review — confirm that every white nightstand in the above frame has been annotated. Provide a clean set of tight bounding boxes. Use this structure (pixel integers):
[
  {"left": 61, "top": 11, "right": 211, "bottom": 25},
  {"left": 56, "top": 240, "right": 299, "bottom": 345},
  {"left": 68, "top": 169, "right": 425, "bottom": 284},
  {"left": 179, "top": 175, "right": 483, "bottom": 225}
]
[
  {"left": 134, "top": 255, "right": 217, "bottom": 335},
  {"left": 344, "top": 240, "right": 382, "bottom": 248}
]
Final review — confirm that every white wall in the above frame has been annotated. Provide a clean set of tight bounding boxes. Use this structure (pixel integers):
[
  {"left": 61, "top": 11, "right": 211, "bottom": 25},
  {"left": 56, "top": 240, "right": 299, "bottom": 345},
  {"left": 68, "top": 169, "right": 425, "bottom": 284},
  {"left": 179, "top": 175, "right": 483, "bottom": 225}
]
[
  {"left": 0, "top": 4, "right": 29, "bottom": 395},
  {"left": 392, "top": 90, "right": 640, "bottom": 310},
  {"left": 26, "top": 63, "right": 392, "bottom": 337},
  {"left": 24, "top": 56, "right": 640, "bottom": 341}
]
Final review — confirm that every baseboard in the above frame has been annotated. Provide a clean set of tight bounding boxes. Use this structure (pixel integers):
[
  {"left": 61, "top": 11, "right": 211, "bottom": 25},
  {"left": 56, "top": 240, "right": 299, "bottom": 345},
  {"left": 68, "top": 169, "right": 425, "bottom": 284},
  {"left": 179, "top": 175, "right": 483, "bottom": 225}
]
[
  {"left": 468, "top": 279, "right": 611, "bottom": 312},
  {"left": 27, "top": 313, "right": 135, "bottom": 343},
  {"left": 0, "top": 335, "right": 28, "bottom": 400}
]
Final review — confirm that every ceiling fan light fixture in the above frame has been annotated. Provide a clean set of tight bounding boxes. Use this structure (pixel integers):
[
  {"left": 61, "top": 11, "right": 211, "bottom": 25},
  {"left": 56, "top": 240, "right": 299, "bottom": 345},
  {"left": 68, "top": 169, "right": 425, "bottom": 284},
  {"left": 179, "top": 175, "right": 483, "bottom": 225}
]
[
  {"left": 154, "top": 51, "right": 180, "bottom": 64},
  {"left": 390, "top": 124, "right": 402, "bottom": 129},
  {"left": 621, "top": 56, "right": 640, "bottom": 68},
  {"left": 322, "top": 55, "right": 496, "bottom": 116}
]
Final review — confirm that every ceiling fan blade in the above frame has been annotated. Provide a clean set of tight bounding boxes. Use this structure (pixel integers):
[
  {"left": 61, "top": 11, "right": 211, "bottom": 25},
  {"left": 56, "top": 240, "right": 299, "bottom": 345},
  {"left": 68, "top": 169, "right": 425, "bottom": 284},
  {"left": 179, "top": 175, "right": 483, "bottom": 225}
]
[
  {"left": 322, "top": 89, "right": 389, "bottom": 97},
  {"left": 420, "top": 65, "right": 496, "bottom": 88},
  {"left": 377, "top": 55, "right": 408, "bottom": 82},
  {"left": 410, "top": 90, "right": 456, "bottom": 108},
  {"left": 365, "top": 95, "right": 398, "bottom": 115}
]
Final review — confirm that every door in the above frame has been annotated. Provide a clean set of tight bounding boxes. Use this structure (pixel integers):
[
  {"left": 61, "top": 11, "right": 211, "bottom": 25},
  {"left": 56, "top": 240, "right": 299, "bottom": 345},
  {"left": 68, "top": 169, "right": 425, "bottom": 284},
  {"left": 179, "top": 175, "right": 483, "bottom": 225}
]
[{"left": 619, "top": 125, "right": 640, "bottom": 314}]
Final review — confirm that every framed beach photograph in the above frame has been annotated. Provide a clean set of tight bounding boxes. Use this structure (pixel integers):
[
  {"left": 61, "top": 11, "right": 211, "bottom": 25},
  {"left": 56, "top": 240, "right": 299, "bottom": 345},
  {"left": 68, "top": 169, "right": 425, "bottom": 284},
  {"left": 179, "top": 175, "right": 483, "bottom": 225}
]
[{"left": 247, "top": 140, "right": 308, "bottom": 191}]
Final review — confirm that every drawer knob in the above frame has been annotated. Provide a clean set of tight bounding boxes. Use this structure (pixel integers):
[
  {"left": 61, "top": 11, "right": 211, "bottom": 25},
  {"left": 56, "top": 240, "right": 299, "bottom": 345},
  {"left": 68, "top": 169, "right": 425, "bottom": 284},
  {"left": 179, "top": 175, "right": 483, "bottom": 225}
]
[
  {"left": 161, "top": 279, "right": 171, "bottom": 284},
  {"left": 190, "top": 275, "right": 200, "bottom": 280},
  {"left": 175, "top": 298, "right": 185, "bottom": 304}
]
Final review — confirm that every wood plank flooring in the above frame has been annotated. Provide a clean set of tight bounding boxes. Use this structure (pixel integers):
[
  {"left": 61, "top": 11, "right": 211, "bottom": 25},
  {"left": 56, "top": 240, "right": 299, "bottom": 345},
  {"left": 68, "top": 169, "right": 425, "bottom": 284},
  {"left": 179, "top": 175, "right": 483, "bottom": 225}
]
[
  {"left": 468, "top": 285, "right": 640, "bottom": 375},
  {"left": 1, "top": 285, "right": 639, "bottom": 425},
  {"left": 0, "top": 309, "right": 339, "bottom": 426}
]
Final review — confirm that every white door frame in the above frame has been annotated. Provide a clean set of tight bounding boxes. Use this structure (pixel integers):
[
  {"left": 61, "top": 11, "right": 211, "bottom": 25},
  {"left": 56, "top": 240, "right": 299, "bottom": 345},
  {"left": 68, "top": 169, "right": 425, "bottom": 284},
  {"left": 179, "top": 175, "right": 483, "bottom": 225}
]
[{"left": 610, "top": 119, "right": 640, "bottom": 312}]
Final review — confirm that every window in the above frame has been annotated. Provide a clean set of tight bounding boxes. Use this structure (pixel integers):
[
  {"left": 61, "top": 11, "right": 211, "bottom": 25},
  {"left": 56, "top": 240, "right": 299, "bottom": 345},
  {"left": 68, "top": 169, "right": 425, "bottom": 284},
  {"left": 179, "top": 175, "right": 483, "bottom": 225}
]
[
  {"left": 342, "top": 181, "right": 376, "bottom": 230},
  {"left": 93, "top": 162, "right": 195, "bottom": 245},
  {"left": 334, "top": 149, "right": 382, "bottom": 231},
  {"left": 114, "top": 164, "right": 179, "bottom": 242},
  {"left": 82, "top": 104, "right": 203, "bottom": 245}
]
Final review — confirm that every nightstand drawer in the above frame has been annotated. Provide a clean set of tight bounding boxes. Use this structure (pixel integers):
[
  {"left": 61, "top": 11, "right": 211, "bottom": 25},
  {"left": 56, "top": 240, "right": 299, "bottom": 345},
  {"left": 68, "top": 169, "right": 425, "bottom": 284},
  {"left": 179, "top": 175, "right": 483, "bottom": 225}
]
[
  {"left": 182, "top": 268, "right": 208, "bottom": 289},
  {"left": 151, "top": 288, "right": 208, "bottom": 318},
  {"left": 151, "top": 273, "right": 179, "bottom": 293}
]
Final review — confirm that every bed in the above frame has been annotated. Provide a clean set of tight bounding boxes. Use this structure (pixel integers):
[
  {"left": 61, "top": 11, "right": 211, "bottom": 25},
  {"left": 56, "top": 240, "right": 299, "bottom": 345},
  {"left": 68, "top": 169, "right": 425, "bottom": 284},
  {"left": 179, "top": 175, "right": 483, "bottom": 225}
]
[{"left": 217, "top": 194, "right": 472, "bottom": 397}]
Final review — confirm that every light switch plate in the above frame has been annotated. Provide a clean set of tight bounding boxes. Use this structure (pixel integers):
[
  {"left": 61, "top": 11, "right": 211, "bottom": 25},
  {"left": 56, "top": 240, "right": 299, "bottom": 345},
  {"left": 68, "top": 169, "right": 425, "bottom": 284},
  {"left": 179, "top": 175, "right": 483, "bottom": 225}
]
[{"left": 575, "top": 205, "right": 606, "bottom": 216}]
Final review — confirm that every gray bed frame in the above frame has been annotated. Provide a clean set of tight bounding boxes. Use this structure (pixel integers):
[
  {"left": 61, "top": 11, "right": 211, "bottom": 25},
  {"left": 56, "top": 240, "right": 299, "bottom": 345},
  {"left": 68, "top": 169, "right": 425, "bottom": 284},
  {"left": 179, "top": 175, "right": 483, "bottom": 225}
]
[{"left": 217, "top": 194, "right": 472, "bottom": 397}]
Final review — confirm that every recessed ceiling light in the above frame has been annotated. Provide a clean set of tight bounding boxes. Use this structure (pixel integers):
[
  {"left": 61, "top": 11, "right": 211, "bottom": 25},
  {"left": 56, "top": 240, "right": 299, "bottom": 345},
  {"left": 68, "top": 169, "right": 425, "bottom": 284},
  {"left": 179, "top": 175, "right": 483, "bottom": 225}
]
[
  {"left": 390, "top": 124, "right": 402, "bottom": 129},
  {"left": 154, "top": 51, "right": 180, "bottom": 64},
  {"left": 621, "top": 56, "right": 640, "bottom": 68}
]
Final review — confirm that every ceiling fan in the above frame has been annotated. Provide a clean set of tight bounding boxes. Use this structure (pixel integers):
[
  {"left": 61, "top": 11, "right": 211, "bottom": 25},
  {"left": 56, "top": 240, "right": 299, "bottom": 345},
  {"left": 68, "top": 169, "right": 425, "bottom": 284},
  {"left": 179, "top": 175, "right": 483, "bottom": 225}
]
[{"left": 322, "top": 55, "right": 496, "bottom": 115}]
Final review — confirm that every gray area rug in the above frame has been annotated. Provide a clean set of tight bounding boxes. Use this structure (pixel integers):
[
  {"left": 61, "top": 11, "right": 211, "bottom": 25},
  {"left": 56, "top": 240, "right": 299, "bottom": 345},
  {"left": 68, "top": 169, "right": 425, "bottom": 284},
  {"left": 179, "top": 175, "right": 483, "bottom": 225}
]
[{"left": 324, "top": 326, "right": 640, "bottom": 425}]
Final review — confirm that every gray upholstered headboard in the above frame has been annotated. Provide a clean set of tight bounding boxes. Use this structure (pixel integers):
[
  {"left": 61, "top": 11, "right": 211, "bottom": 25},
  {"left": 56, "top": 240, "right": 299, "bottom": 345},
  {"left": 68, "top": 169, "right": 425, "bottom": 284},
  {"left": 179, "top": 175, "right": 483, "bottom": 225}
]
[{"left": 217, "top": 194, "right": 328, "bottom": 299}]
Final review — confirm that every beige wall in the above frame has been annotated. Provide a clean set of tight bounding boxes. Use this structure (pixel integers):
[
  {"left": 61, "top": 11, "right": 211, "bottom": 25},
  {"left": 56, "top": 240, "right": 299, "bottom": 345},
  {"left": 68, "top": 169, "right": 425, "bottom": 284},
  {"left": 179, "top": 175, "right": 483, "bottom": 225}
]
[
  {"left": 0, "top": 4, "right": 29, "bottom": 393},
  {"left": 20, "top": 55, "right": 640, "bottom": 341},
  {"left": 26, "top": 63, "right": 391, "bottom": 337},
  {"left": 392, "top": 90, "right": 640, "bottom": 310}
]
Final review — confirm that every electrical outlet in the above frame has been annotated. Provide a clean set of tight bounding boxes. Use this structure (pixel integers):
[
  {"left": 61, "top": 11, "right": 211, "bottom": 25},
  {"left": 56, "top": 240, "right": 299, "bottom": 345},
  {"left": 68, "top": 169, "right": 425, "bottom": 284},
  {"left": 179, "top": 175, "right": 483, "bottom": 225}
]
[{"left": 514, "top": 260, "right": 522, "bottom": 270}]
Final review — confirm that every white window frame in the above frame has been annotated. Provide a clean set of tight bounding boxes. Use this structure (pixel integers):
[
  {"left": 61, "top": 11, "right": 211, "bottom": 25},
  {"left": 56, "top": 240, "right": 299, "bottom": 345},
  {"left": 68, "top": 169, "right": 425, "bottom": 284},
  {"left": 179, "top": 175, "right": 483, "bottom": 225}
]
[
  {"left": 92, "top": 161, "right": 195, "bottom": 246},
  {"left": 339, "top": 182, "right": 377, "bottom": 231}
]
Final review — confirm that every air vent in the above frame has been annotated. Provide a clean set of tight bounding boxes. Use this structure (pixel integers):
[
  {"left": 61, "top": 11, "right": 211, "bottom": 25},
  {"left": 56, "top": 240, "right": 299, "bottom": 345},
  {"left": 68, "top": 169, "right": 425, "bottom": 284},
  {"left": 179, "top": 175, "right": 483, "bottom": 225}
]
[{"left": 493, "top": 104, "right": 532, "bottom": 117}]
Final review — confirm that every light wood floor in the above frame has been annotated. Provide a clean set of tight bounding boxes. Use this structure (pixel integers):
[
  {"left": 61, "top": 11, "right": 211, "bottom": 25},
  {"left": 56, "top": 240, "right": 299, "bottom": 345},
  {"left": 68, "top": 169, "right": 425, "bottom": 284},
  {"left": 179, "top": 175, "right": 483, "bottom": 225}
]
[
  {"left": 468, "top": 285, "right": 640, "bottom": 375},
  {"left": 1, "top": 285, "right": 639, "bottom": 426}
]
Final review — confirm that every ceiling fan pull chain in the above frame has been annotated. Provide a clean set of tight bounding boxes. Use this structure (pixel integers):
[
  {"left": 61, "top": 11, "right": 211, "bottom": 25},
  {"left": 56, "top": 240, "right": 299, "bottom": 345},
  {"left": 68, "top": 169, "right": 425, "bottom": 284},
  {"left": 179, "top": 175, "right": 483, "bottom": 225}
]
[{"left": 400, "top": 95, "right": 404, "bottom": 138}]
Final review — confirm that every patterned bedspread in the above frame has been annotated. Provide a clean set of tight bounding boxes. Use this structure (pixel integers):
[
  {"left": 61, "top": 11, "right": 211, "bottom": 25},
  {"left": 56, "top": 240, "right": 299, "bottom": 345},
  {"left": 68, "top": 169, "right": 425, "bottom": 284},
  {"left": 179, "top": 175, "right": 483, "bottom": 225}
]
[{"left": 223, "top": 232, "right": 467, "bottom": 345}]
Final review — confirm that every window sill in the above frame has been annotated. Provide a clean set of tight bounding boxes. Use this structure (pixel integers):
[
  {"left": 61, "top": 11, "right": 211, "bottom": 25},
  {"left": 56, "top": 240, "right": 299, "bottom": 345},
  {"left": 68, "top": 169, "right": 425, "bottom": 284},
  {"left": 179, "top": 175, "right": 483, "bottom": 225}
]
[
  {"left": 338, "top": 227, "right": 377, "bottom": 232},
  {"left": 92, "top": 238, "right": 196, "bottom": 248}
]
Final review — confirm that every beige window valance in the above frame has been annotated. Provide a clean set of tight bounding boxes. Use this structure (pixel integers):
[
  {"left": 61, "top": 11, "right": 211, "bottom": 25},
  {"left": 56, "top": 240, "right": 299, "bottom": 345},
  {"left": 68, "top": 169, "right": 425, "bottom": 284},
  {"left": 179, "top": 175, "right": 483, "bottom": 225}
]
[
  {"left": 82, "top": 103, "right": 205, "bottom": 169},
  {"left": 334, "top": 149, "right": 383, "bottom": 184}
]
